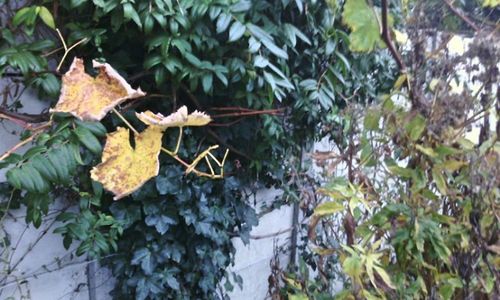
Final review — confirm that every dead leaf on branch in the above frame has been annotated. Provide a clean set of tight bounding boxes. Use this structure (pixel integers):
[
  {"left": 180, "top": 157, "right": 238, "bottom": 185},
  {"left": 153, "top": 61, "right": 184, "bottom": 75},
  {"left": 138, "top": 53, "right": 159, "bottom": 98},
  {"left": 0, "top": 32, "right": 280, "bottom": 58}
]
[
  {"left": 50, "top": 57, "right": 145, "bottom": 121},
  {"left": 136, "top": 106, "right": 211, "bottom": 128},
  {"left": 90, "top": 126, "right": 163, "bottom": 200}
]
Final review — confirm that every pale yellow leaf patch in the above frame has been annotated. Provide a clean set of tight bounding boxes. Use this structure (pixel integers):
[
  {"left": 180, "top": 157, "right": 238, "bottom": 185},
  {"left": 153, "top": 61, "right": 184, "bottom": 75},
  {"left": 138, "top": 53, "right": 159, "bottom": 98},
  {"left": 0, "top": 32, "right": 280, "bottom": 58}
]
[
  {"left": 90, "top": 126, "right": 163, "bottom": 200},
  {"left": 51, "top": 57, "right": 145, "bottom": 121},
  {"left": 136, "top": 105, "right": 211, "bottom": 128}
]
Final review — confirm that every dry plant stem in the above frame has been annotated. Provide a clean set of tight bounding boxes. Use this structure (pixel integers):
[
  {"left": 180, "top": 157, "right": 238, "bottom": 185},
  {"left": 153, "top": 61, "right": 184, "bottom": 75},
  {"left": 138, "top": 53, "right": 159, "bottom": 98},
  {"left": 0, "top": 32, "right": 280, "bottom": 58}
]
[
  {"left": 112, "top": 108, "right": 227, "bottom": 178},
  {"left": 174, "top": 127, "right": 182, "bottom": 155},
  {"left": 0, "top": 107, "right": 50, "bottom": 124},
  {"left": 442, "top": 0, "right": 480, "bottom": 32},
  {"left": 211, "top": 109, "right": 284, "bottom": 118},
  {"left": 112, "top": 108, "right": 139, "bottom": 135},
  {"left": 381, "top": 0, "right": 406, "bottom": 72},
  {"left": 55, "top": 28, "right": 88, "bottom": 72},
  {"left": 205, "top": 156, "right": 215, "bottom": 175},
  {"left": 186, "top": 145, "right": 219, "bottom": 174}
]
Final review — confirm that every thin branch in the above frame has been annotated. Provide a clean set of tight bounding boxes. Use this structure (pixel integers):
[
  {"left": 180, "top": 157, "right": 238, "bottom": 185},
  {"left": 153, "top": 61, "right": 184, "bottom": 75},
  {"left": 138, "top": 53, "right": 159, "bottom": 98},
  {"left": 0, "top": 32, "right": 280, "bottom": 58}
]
[
  {"left": 0, "top": 122, "right": 52, "bottom": 161},
  {"left": 206, "top": 128, "right": 251, "bottom": 160},
  {"left": 381, "top": 0, "right": 406, "bottom": 72},
  {"left": 0, "top": 107, "right": 50, "bottom": 124},
  {"left": 211, "top": 109, "right": 284, "bottom": 118},
  {"left": 180, "top": 84, "right": 252, "bottom": 160},
  {"left": 443, "top": 0, "right": 480, "bottom": 32}
]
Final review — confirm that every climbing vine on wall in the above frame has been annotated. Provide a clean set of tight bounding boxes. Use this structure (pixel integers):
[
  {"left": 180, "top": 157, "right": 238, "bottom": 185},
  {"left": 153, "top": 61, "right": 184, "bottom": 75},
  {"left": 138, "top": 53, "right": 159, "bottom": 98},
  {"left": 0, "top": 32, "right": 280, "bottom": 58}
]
[{"left": 0, "top": 0, "right": 397, "bottom": 298}]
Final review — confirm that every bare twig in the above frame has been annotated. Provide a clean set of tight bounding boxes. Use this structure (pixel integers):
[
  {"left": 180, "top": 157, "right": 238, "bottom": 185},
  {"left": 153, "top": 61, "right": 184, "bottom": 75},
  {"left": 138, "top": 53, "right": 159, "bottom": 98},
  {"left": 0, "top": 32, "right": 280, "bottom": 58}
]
[
  {"left": 0, "top": 122, "right": 52, "bottom": 161},
  {"left": 112, "top": 108, "right": 228, "bottom": 179},
  {"left": 211, "top": 109, "right": 284, "bottom": 119},
  {"left": 443, "top": 0, "right": 480, "bottom": 32},
  {"left": 381, "top": 0, "right": 406, "bottom": 72},
  {"left": 180, "top": 84, "right": 252, "bottom": 160},
  {"left": 0, "top": 107, "right": 50, "bottom": 124}
]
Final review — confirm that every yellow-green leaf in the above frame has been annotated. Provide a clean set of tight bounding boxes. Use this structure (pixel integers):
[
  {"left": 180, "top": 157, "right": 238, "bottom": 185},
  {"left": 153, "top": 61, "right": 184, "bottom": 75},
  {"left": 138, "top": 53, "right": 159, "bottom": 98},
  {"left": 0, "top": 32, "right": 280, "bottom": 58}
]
[
  {"left": 313, "top": 201, "right": 344, "bottom": 217},
  {"left": 342, "top": 256, "right": 362, "bottom": 278},
  {"left": 393, "top": 74, "right": 407, "bottom": 90},
  {"left": 373, "top": 265, "right": 395, "bottom": 289},
  {"left": 483, "top": 0, "right": 500, "bottom": 8},
  {"left": 432, "top": 167, "right": 447, "bottom": 195},
  {"left": 288, "top": 293, "right": 308, "bottom": 300},
  {"left": 364, "top": 108, "right": 380, "bottom": 130},
  {"left": 405, "top": 113, "right": 426, "bottom": 141},
  {"left": 342, "top": 0, "right": 385, "bottom": 52},
  {"left": 415, "top": 144, "right": 437, "bottom": 158},
  {"left": 441, "top": 160, "right": 467, "bottom": 172}
]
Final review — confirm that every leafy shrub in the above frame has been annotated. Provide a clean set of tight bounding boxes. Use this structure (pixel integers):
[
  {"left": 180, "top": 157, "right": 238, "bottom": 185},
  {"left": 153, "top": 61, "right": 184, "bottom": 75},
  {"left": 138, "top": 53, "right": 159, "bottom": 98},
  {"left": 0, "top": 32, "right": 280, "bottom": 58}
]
[{"left": 281, "top": 0, "right": 499, "bottom": 299}]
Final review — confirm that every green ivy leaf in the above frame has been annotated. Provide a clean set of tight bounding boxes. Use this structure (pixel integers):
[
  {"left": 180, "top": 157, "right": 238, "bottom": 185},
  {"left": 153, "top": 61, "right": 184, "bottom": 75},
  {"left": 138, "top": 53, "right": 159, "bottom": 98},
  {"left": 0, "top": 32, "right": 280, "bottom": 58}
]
[
  {"left": 30, "top": 154, "right": 59, "bottom": 182},
  {"left": 216, "top": 13, "right": 231, "bottom": 33},
  {"left": 313, "top": 201, "right": 344, "bottom": 217},
  {"left": 405, "top": 113, "right": 426, "bottom": 141},
  {"left": 12, "top": 7, "right": 34, "bottom": 27}
]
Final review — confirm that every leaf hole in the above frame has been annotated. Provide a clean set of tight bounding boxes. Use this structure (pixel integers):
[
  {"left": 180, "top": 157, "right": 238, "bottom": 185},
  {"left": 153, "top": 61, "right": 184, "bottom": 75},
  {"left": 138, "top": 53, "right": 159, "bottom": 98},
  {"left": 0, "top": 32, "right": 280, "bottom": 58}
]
[{"left": 128, "top": 130, "right": 136, "bottom": 150}]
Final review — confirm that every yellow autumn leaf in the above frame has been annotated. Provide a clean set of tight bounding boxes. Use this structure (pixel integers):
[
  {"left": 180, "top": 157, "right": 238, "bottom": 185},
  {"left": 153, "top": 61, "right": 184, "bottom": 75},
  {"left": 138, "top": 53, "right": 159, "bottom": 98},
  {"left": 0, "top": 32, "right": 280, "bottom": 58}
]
[
  {"left": 136, "top": 106, "right": 211, "bottom": 128},
  {"left": 90, "top": 126, "right": 163, "bottom": 200},
  {"left": 50, "top": 57, "right": 145, "bottom": 121},
  {"left": 483, "top": 0, "right": 500, "bottom": 8}
]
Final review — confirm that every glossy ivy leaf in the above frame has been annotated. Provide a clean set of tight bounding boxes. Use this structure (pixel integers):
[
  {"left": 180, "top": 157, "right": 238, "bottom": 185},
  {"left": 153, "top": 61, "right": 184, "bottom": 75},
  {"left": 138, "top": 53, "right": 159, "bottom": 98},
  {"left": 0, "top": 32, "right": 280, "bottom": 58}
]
[
  {"left": 90, "top": 126, "right": 163, "bottom": 200},
  {"left": 50, "top": 58, "right": 145, "bottom": 121},
  {"left": 342, "top": 0, "right": 386, "bottom": 52}
]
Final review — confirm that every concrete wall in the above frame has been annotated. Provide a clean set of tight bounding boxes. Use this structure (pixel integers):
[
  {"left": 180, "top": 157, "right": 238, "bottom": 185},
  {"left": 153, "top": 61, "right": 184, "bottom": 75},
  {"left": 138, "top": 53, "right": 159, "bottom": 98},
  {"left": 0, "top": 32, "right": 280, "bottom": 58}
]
[{"left": 0, "top": 81, "right": 294, "bottom": 299}]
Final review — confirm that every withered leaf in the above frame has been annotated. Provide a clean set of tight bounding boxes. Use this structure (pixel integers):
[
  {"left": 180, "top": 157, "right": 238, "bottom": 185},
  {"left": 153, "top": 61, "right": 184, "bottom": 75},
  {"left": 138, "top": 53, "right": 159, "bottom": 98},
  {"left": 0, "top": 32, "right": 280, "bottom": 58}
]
[
  {"left": 136, "top": 105, "right": 211, "bottom": 128},
  {"left": 90, "top": 126, "right": 163, "bottom": 200},
  {"left": 51, "top": 57, "right": 145, "bottom": 121}
]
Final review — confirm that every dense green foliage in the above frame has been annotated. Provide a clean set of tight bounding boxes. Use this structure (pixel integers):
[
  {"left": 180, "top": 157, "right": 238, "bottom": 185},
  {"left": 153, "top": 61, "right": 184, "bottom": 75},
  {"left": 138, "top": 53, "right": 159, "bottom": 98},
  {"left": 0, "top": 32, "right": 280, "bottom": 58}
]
[{"left": 0, "top": 0, "right": 396, "bottom": 299}]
